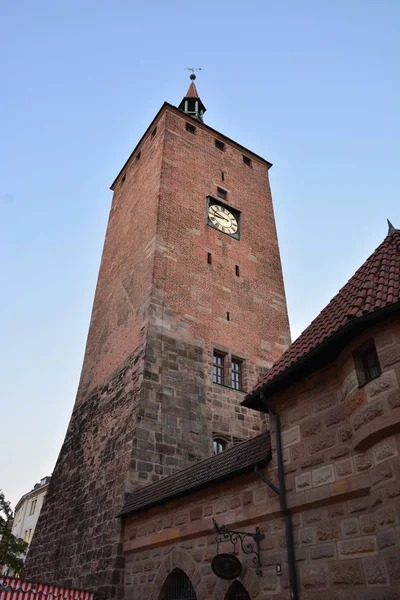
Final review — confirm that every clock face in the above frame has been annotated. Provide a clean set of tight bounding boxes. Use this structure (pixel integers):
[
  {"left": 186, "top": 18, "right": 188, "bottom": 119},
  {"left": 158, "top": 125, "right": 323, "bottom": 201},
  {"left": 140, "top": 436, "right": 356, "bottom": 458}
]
[{"left": 208, "top": 204, "right": 238, "bottom": 236}]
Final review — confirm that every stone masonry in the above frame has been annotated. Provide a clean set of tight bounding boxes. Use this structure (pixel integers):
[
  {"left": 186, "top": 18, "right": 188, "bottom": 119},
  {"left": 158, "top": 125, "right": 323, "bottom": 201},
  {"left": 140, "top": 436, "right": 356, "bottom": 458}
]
[
  {"left": 25, "top": 98, "right": 290, "bottom": 598},
  {"left": 122, "top": 316, "right": 400, "bottom": 599}
]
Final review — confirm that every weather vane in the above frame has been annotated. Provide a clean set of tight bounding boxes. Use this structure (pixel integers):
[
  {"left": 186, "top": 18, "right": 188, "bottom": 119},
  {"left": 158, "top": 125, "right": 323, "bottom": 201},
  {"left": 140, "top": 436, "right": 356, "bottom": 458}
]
[{"left": 185, "top": 67, "right": 201, "bottom": 80}]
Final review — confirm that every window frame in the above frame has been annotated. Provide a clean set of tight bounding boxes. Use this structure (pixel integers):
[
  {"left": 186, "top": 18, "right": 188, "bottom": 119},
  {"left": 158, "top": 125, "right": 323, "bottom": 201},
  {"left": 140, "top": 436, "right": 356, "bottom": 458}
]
[
  {"left": 185, "top": 122, "right": 196, "bottom": 134},
  {"left": 215, "top": 139, "right": 226, "bottom": 151},
  {"left": 353, "top": 339, "right": 381, "bottom": 387},
  {"left": 213, "top": 438, "right": 227, "bottom": 455},
  {"left": 213, "top": 351, "right": 225, "bottom": 385},
  {"left": 231, "top": 357, "right": 242, "bottom": 391}
]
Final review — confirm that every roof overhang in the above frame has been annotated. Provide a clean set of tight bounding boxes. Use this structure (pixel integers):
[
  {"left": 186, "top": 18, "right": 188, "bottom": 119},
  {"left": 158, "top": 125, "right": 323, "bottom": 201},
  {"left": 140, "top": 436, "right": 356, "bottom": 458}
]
[{"left": 243, "top": 301, "right": 400, "bottom": 413}]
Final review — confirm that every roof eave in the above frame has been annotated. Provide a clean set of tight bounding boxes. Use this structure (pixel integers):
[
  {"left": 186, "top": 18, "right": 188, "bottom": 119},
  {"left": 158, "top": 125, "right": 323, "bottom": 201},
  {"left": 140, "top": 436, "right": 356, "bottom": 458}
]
[
  {"left": 243, "top": 301, "right": 400, "bottom": 412},
  {"left": 117, "top": 452, "right": 271, "bottom": 519}
]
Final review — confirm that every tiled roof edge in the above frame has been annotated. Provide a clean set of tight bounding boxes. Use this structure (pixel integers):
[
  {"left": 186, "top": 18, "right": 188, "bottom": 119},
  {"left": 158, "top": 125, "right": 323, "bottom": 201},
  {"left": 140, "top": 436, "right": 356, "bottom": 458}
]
[
  {"left": 118, "top": 434, "right": 271, "bottom": 518},
  {"left": 244, "top": 300, "right": 400, "bottom": 409}
]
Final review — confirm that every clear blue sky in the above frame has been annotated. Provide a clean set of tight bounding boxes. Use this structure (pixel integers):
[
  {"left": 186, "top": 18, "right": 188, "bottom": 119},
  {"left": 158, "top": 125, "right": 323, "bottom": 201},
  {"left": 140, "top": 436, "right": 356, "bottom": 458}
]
[{"left": 1, "top": 0, "right": 399, "bottom": 509}]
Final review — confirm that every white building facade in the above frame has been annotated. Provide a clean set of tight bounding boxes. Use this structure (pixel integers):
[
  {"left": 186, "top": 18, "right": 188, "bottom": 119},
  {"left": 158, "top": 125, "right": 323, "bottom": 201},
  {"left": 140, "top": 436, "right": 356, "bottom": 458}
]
[{"left": 12, "top": 477, "right": 50, "bottom": 548}]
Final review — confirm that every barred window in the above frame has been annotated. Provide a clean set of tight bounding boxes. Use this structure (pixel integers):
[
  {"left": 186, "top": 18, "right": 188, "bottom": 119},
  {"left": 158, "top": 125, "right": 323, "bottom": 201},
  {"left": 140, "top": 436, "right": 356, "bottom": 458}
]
[
  {"left": 231, "top": 358, "right": 242, "bottom": 390},
  {"left": 353, "top": 340, "right": 381, "bottom": 386},
  {"left": 158, "top": 568, "right": 197, "bottom": 600},
  {"left": 213, "top": 352, "right": 225, "bottom": 385}
]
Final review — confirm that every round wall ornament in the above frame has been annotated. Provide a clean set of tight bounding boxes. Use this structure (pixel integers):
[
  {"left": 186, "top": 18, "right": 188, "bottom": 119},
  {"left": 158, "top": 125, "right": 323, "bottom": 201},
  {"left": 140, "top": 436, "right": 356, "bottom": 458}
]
[{"left": 211, "top": 553, "right": 242, "bottom": 580}]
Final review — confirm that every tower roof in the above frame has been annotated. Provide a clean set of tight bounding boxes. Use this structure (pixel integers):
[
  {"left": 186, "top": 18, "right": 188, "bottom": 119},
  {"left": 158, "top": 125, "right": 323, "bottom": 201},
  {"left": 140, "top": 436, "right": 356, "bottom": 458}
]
[
  {"left": 178, "top": 74, "right": 206, "bottom": 121},
  {"left": 244, "top": 226, "right": 400, "bottom": 410}
]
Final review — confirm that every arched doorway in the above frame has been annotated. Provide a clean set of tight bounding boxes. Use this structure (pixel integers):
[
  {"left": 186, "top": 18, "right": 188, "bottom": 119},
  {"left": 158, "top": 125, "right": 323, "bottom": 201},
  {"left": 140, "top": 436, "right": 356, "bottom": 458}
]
[
  {"left": 224, "top": 580, "right": 251, "bottom": 600},
  {"left": 158, "top": 568, "right": 197, "bottom": 600}
]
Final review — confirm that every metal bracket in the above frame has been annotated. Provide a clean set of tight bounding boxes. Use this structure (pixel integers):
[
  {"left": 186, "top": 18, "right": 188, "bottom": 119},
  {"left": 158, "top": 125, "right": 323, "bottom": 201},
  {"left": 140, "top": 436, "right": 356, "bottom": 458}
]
[
  {"left": 212, "top": 519, "right": 264, "bottom": 575},
  {"left": 254, "top": 464, "right": 280, "bottom": 496}
]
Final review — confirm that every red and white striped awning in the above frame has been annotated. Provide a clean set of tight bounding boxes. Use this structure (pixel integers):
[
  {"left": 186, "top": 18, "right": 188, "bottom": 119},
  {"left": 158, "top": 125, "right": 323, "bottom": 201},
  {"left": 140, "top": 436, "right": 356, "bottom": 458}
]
[{"left": 0, "top": 576, "right": 93, "bottom": 600}]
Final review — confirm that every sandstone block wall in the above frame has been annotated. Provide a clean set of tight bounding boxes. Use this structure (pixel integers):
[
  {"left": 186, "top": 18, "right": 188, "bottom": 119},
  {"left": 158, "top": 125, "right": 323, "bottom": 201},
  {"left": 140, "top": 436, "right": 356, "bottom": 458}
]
[{"left": 123, "top": 316, "right": 400, "bottom": 599}]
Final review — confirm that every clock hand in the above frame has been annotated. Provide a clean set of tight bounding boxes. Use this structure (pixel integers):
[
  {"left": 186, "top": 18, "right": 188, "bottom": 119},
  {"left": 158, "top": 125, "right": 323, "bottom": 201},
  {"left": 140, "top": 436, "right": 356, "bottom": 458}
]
[{"left": 210, "top": 209, "right": 229, "bottom": 222}]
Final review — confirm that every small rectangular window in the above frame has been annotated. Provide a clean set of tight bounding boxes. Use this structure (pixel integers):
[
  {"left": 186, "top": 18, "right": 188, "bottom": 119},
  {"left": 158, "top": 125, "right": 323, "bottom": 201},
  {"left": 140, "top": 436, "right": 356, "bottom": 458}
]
[
  {"left": 353, "top": 340, "right": 381, "bottom": 386},
  {"left": 235, "top": 265, "right": 240, "bottom": 276},
  {"left": 136, "top": 151, "right": 141, "bottom": 161},
  {"left": 151, "top": 127, "right": 157, "bottom": 138},
  {"left": 215, "top": 139, "right": 225, "bottom": 151},
  {"left": 221, "top": 171, "right": 225, "bottom": 181},
  {"left": 217, "top": 187, "right": 227, "bottom": 201},
  {"left": 207, "top": 252, "right": 212, "bottom": 264},
  {"left": 186, "top": 123, "right": 196, "bottom": 134},
  {"left": 121, "top": 174, "right": 126, "bottom": 185},
  {"left": 231, "top": 358, "right": 242, "bottom": 390},
  {"left": 243, "top": 155, "right": 252, "bottom": 167},
  {"left": 213, "top": 352, "right": 225, "bottom": 385},
  {"left": 227, "top": 312, "right": 230, "bottom": 321}
]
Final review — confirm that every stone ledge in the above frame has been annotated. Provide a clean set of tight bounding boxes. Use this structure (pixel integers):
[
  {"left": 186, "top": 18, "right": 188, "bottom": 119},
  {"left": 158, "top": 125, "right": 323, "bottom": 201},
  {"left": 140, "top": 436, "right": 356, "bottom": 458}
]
[{"left": 353, "top": 410, "right": 400, "bottom": 451}]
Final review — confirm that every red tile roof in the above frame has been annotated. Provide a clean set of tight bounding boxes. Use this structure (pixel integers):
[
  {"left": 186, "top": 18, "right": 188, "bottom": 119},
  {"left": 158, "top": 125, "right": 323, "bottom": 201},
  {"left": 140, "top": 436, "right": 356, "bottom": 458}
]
[
  {"left": 119, "top": 433, "right": 271, "bottom": 517},
  {"left": 185, "top": 81, "right": 199, "bottom": 98},
  {"left": 245, "top": 229, "right": 400, "bottom": 403}
]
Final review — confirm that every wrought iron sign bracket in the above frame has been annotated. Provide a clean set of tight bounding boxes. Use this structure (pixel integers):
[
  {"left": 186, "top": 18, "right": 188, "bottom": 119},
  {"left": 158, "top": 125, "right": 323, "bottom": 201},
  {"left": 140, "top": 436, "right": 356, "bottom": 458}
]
[{"left": 212, "top": 518, "right": 265, "bottom": 575}]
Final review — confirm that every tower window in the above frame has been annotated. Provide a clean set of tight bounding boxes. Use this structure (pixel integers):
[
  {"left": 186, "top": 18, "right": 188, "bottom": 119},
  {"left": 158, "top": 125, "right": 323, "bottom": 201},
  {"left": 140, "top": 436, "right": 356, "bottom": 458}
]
[
  {"left": 217, "top": 187, "right": 227, "bottom": 201},
  {"left": 235, "top": 265, "right": 240, "bottom": 277},
  {"left": 221, "top": 171, "right": 225, "bottom": 181},
  {"left": 213, "top": 351, "right": 225, "bottom": 385},
  {"left": 151, "top": 127, "right": 157, "bottom": 138},
  {"left": 215, "top": 139, "right": 225, "bottom": 151},
  {"left": 213, "top": 438, "right": 227, "bottom": 455},
  {"left": 186, "top": 123, "right": 196, "bottom": 134},
  {"left": 231, "top": 358, "right": 242, "bottom": 390},
  {"left": 207, "top": 252, "right": 212, "bottom": 264},
  {"left": 242, "top": 155, "right": 252, "bottom": 167},
  {"left": 353, "top": 340, "right": 381, "bottom": 386},
  {"left": 136, "top": 151, "right": 141, "bottom": 161},
  {"left": 227, "top": 312, "right": 230, "bottom": 321},
  {"left": 121, "top": 174, "right": 126, "bottom": 185}
]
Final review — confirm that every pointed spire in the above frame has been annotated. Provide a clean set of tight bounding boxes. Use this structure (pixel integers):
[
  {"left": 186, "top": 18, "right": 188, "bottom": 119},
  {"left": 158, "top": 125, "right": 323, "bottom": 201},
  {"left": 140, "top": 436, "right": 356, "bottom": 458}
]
[
  {"left": 387, "top": 219, "right": 396, "bottom": 233},
  {"left": 178, "top": 70, "right": 206, "bottom": 122}
]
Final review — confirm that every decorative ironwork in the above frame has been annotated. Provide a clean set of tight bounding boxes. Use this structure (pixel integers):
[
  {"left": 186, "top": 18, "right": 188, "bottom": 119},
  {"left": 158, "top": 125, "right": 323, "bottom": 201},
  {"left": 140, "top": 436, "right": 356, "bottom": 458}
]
[{"left": 212, "top": 519, "right": 264, "bottom": 576}]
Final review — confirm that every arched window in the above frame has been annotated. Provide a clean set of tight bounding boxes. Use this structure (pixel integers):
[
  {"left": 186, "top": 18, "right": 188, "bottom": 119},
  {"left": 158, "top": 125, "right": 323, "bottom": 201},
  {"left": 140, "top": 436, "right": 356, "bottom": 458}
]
[
  {"left": 213, "top": 438, "right": 227, "bottom": 455},
  {"left": 158, "top": 568, "right": 197, "bottom": 600},
  {"left": 224, "top": 580, "right": 251, "bottom": 600}
]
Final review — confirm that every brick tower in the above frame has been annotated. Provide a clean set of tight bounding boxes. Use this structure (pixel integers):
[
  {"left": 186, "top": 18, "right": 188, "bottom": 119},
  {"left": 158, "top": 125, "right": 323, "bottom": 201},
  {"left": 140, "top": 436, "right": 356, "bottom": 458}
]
[{"left": 24, "top": 78, "right": 290, "bottom": 597}]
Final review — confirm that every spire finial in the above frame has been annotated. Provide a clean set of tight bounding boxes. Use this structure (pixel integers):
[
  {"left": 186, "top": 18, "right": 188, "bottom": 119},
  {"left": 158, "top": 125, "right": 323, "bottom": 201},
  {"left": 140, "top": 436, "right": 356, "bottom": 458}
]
[
  {"left": 185, "top": 67, "right": 201, "bottom": 81},
  {"left": 387, "top": 219, "right": 396, "bottom": 233}
]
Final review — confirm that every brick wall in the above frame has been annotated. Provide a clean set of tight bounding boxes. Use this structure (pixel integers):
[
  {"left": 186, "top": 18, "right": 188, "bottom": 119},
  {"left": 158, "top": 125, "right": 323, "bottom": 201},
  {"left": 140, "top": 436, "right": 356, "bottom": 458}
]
[{"left": 122, "top": 315, "right": 400, "bottom": 599}]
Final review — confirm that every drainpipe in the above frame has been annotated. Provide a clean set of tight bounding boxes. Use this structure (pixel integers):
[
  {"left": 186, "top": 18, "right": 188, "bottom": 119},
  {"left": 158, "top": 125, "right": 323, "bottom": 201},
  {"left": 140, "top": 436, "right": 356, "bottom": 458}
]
[{"left": 254, "top": 391, "right": 299, "bottom": 600}]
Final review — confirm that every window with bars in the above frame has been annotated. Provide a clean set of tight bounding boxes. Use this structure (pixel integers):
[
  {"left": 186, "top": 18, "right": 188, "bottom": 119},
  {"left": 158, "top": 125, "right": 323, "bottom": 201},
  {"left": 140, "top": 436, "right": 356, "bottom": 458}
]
[
  {"left": 158, "top": 569, "right": 197, "bottom": 600},
  {"left": 213, "top": 352, "right": 224, "bottom": 385},
  {"left": 231, "top": 358, "right": 242, "bottom": 390},
  {"left": 224, "top": 581, "right": 251, "bottom": 600},
  {"left": 353, "top": 340, "right": 381, "bottom": 386}
]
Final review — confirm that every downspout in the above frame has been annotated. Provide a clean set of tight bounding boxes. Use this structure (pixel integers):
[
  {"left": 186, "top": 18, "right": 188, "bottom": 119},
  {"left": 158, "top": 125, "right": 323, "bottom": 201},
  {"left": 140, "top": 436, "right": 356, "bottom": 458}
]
[{"left": 254, "top": 391, "right": 299, "bottom": 600}]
